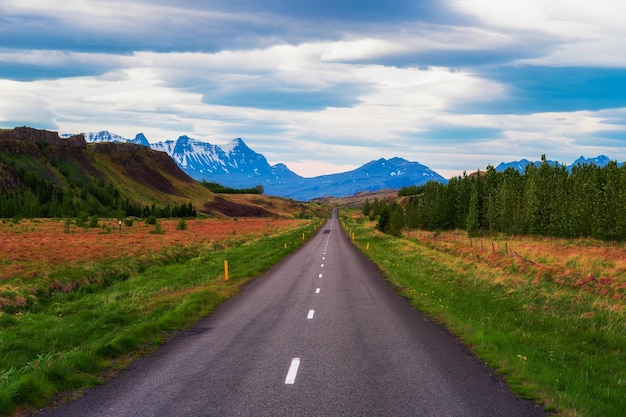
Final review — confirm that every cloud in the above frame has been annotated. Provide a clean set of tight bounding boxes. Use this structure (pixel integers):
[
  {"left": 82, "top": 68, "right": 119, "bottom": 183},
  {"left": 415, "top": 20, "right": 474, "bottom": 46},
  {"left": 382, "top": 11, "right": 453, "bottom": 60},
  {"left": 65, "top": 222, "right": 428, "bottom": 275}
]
[
  {"left": 0, "top": 1, "right": 298, "bottom": 53},
  {"left": 1, "top": 0, "right": 625, "bottom": 180},
  {"left": 0, "top": 49, "right": 131, "bottom": 81},
  {"left": 450, "top": 0, "right": 626, "bottom": 67}
]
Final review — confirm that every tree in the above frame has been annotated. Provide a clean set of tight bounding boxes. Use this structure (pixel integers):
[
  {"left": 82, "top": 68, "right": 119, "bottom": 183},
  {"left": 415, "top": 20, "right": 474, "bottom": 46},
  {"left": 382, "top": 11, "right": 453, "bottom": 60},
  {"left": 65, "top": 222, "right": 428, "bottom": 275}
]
[
  {"left": 376, "top": 200, "right": 405, "bottom": 236},
  {"left": 466, "top": 182, "right": 480, "bottom": 237},
  {"left": 362, "top": 198, "right": 371, "bottom": 217}
]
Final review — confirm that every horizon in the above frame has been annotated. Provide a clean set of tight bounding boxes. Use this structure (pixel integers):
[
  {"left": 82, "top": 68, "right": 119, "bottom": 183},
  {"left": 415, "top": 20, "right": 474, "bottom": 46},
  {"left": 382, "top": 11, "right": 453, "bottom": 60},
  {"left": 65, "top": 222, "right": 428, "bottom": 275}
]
[
  {"left": 59, "top": 128, "right": 622, "bottom": 180},
  {"left": 1, "top": 1, "right": 625, "bottom": 177}
]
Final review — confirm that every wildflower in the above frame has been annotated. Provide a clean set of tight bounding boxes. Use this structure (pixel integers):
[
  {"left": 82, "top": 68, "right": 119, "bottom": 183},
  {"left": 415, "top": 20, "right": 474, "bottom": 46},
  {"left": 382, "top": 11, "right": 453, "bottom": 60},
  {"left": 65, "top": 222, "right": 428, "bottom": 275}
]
[{"left": 517, "top": 354, "right": 528, "bottom": 361}]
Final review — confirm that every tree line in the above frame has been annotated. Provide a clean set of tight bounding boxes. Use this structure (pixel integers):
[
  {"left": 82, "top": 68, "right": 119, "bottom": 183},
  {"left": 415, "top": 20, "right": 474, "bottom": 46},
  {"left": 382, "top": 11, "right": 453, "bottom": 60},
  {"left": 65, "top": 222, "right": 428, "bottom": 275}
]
[
  {"left": 200, "top": 180, "right": 264, "bottom": 194},
  {"left": 0, "top": 173, "right": 197, "bottom": 220},
  {"left": 365, "top": 156, "right": 626, "bottom": 241}
]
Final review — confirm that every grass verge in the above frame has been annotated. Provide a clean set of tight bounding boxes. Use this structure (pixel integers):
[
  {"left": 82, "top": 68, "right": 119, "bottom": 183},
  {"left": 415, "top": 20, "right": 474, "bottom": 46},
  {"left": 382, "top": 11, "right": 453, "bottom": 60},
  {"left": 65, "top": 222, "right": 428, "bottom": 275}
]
[
  {"left": 0, "top": 220, "right": 322, "bottom": 416},
  {"left": 342, "top": 213, "right": 625, "bottom": 417}
]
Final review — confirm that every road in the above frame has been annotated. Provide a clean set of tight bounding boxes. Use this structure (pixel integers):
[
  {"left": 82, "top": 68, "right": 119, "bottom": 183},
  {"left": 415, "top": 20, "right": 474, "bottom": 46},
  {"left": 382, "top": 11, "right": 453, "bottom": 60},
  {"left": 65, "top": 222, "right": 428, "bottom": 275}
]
[{"left": 38, "top": 209, "right": 545, "bottom": 417}]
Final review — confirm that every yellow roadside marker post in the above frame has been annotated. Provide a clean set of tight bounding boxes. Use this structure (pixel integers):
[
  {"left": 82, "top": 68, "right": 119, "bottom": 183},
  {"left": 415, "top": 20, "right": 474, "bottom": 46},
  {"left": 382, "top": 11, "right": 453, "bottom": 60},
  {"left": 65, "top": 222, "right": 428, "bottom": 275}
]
[{"left": 224, "top": 260, "right": 229, "bottom": 281}]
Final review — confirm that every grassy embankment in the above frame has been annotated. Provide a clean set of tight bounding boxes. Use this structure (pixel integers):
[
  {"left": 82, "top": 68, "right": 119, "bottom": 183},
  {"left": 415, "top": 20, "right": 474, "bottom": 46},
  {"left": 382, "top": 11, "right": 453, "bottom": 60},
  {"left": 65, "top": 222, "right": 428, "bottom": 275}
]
[
  {"left": 0, "top": 217, "right": 322, "bottom": 416},
  {"left": 342, "top": 211, "right": 625, "bottom": 417}
]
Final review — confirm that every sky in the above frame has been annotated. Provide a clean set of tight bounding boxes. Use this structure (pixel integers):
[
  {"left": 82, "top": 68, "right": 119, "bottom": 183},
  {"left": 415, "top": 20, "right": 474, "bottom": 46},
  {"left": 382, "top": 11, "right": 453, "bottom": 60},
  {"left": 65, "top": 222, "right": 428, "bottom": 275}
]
[{"left": 1, "top": 0, "right": 625, "bottom": 178}]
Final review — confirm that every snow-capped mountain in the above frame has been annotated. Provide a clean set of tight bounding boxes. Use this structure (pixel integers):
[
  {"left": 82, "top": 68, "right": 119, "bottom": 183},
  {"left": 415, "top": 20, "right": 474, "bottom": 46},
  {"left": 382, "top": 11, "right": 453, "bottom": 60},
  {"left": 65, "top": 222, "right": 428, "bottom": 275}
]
[
  {"left": 570, "top": 155, "right": 615, "bottom": 168},
  {"left": 495, "top": 155, "right": 621, "bottom": 173},
  {"left": 271, "top": 157, "right": 447, "bottom": 201},
  {"left": 150, "top": 135, "right": 302, "bottom": 188},
  {"left": 68, "top": 130, "right": 447, "bottom": 200},
  {"left": 62, "top": 131, "right": 150, "bottom": 147}
]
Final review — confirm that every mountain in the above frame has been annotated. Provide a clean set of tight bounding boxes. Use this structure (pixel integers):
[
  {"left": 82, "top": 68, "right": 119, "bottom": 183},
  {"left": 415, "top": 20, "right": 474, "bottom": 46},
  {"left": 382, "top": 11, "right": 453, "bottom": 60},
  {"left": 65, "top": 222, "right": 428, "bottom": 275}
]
[
  {"left": 150, "top": 136, "right": 302, "bottom": 190},
  {"left": 570, "top": 155, "right": 616, "bottom": 168},
  {"left": 153, "top": 139, "right": 446, "bottom": 200},
  {"left": 1, "top": 127, "right": 306, "bottom": 218},
  {"left": 495, "top": 155, "right": 622, "bottom": 173},
  {"left": 271, "top": 157, "right": 447, "bottom": 201},
  {"left": 62, "top": 131, "right": 151, "bottom": 147},
  {"left": 495, "top": 158, "right": 559, "bottom": 172},
  {"left": 71, "top": 131, "right": 447, "bottom": 200}
]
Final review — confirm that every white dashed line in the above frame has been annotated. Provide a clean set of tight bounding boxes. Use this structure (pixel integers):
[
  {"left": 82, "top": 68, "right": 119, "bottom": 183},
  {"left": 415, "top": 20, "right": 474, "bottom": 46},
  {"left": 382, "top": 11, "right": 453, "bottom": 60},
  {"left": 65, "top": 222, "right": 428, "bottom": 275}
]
[
  {"left": 321, "top": 264, "right": 324, "bottom": 268},
  {"left": 316, "top": 288, "right": 320, "bottom": 294},
  {"left": 285, "top": 358, "right": 300, "bottom": 385},
  {"left": 307, "top": 309, "right": 315, "bottom": 319},
  {"left": 319, "top": 273, "right": 323, "bottom": 278}
]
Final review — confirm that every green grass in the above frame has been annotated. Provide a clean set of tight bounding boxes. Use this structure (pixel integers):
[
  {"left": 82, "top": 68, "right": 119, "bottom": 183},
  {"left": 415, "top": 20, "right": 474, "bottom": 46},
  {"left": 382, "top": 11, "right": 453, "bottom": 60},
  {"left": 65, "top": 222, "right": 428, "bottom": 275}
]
[
  {"left": 343, "top": 214, "right": 625, "bottom": 417},
  {"left": 0, "top": 220, "right": 322, "bottom": 416}
]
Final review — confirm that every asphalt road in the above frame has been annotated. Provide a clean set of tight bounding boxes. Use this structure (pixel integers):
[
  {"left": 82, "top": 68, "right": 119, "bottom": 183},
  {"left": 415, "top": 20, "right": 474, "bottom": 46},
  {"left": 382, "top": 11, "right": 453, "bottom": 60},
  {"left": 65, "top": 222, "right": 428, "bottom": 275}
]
[{"left": 38, "top": 209, "right": 545, "bottom": 417}]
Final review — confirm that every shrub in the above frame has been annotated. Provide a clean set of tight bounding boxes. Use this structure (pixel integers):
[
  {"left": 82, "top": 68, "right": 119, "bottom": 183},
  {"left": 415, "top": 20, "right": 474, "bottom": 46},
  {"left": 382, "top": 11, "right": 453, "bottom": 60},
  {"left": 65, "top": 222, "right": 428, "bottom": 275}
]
[
  {"left": 88, "top": 216, "right": 99, "bottom": 228},
  {"left": 176, "top": 219, "right": 187, "bottom": 231},
  {"left": 149, "top": 223, "right": 165, "bottom": 235}
]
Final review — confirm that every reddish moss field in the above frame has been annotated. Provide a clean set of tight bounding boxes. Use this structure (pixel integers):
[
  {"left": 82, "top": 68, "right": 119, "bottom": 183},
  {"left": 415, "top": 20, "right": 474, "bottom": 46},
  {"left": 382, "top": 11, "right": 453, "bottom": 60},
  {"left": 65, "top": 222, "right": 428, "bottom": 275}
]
[
  {"left": 0, "top": 218, "right": 306, "bottom": 287},
  {"left": 403, "top": 228, "right": 626, "bottom": 313}
]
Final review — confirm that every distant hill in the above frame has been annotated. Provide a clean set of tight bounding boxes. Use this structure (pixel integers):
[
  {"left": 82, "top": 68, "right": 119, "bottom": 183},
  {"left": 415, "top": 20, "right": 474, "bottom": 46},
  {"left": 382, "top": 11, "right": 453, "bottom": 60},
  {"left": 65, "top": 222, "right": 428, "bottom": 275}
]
[
  {"left": 67, "top": 130, "right": 448, "bottom": 200},
  {"left": 0, "top": 127, "right": 308, "bottom": 218}
]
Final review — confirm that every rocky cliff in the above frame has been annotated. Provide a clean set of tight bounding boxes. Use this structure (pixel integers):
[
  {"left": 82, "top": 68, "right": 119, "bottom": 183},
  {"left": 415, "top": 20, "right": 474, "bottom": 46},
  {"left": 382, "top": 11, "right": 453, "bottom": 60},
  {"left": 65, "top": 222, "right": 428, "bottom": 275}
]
[{"left": 0, "top": 126, "right": 86, "bottom": 149}]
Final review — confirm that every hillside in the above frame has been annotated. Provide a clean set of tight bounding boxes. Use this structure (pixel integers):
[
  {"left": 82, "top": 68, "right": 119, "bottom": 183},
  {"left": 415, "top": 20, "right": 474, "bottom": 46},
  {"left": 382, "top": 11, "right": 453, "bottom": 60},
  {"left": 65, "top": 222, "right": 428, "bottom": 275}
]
[{"left": 0, "top": 127, "right": 311, "bottom": 218}]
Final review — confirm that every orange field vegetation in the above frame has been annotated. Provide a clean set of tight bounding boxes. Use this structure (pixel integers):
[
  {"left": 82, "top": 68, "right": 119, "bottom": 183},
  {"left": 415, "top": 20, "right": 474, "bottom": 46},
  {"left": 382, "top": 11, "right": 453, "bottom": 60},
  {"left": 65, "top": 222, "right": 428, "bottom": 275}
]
[
  {"left": 0, "top": 218, "right": 307, "bottom": 282},
  {"left": 404, "top": 229, "right": 626, "bottom": 311}
]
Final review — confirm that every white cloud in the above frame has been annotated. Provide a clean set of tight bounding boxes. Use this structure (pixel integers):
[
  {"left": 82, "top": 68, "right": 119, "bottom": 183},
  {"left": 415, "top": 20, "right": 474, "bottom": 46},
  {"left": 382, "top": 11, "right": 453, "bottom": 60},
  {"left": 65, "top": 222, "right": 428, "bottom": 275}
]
[
  {"left": 2, "top": 0, "right": 625, "bottom": 179},
  {"left": 450, "top": 0, "right": 626, "bottom": 67},
  {"left": 0, "top": 0, "right": 245, "bottom": 34},
  {"left": 0, "top": 80, "right": 55, "bottom": 126},
  {"left": 320, "top": 38, "right": 406, "bottom": 62}
]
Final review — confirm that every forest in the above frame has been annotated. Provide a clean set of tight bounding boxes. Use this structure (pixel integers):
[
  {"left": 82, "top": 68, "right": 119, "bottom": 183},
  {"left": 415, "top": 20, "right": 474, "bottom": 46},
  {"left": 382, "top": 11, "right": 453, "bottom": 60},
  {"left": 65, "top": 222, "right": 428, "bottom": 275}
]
[
  {"left": 0, "top": 172, "right": 197, "bottom": 220},
  {"left": 368, "top": 156, "right": 626, "bottom": 241}
]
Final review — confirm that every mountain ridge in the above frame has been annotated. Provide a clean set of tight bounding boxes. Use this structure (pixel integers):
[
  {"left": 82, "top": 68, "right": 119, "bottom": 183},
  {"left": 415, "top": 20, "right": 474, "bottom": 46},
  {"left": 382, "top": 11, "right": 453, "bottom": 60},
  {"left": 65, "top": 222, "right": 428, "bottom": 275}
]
[
  {"left": 495, "top": 155, "right": 622, "bottom": 173},
  {"left": 63, "top": 130, "right": 625, "bottom": 200},
  {"left": 68, "top": 130, "right": 448, "bottom": 200},
  {"left": 1, "top": 127, "right": 309, "bottom": 218}
]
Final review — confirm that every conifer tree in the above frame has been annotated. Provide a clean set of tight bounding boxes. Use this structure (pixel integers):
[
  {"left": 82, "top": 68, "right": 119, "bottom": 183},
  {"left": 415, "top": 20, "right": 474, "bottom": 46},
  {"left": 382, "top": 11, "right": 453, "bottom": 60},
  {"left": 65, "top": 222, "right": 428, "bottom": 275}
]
[{"left": 466, "top": 182, "right": 480, "bottom": 237}]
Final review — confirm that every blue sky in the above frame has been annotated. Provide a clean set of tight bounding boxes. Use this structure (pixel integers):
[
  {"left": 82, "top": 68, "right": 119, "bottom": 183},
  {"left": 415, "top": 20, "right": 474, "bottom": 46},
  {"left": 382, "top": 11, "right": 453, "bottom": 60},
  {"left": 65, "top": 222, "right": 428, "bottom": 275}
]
[{"left": 1, "top": 0, "right": 625, "bottom": 178}]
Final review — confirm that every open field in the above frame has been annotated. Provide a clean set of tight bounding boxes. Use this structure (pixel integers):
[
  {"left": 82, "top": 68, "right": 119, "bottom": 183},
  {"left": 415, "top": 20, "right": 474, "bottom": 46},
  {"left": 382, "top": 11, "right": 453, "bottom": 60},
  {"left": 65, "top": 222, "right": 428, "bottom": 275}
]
[
  {"left": 343, "top": 212, "right": 625, "bottom": 417},
  {"left": 403, "top": 229, "right": 626, "bottom": 309},
  {"left": 0, "top": 217, "right": 321, "bottom": 415},
  {"left": 0, "top": 218, "right": 307, "bottom": 311}
]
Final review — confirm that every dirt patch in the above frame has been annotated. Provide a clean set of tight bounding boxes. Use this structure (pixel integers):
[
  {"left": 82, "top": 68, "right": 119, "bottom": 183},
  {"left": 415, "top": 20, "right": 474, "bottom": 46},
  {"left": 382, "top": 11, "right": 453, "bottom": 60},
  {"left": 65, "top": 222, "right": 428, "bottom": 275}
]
[{"left": 204, "top": 197, "right": 276, "bottom": 217}]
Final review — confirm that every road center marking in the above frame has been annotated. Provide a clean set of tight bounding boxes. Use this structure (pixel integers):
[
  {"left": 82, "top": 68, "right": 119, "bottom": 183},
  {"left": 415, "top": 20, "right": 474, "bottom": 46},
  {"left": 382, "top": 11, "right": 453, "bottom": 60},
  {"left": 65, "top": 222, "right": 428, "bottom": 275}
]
[
  {"left": 307, "top": 309, "right": 315, "bottom": 319},
  {"left": 316, "top": 288, "right": 320, "bottom": 294},
  {"left": 285, "top": 358, "right": 300, "bottom": 385},
  {"left": 319, "top": 273, "right": 323, "bottom": 278},
  {"left": 321, "top": 264, "right": 324, "bottom": 268}
]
